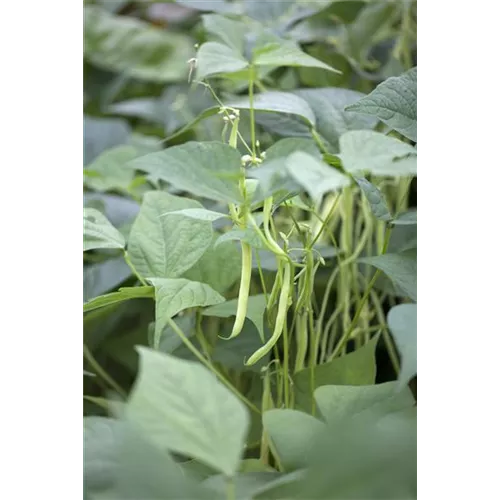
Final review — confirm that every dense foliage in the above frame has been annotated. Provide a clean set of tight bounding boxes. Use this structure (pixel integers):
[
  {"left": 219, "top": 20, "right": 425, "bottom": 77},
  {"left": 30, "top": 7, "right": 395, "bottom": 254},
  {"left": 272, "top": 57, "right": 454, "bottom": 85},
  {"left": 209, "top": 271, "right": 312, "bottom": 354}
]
[{"left": 83, "top": 1, "right": 417, "bottom": 498}]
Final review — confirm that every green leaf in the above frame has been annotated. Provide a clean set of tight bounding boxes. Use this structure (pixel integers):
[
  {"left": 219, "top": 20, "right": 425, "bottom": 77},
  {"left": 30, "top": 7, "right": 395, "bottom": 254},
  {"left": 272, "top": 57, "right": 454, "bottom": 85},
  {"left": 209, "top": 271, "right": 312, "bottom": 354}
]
[
  {"left": 107, "top": 98, "right": 163, "bottom": 124},
  {"left": 84, "top": 6, "right": 193, "bottom": 82},
  {"left": 247, "top": 158, "right": 302, "bottom": 203},
  {"left": 84, "top": 417, "right": 214, "bottom": 499},
  {"left": 84, "top": 417, "right": 124, "bottom": 495},
  {"left": 244, "top": 0, "right": 333, "bottom": 27},
  {"left": 203, "top": 294, "right": 267, "bottom": 342},
  {"left": 337, "top": 1, "right": 397, "bottom": 66},
  {"left": 83, "top": 256, "right": 131, "bottom": 302},
  {"left": 263, "top": 409, "right": 325, "bottom": 470},
  {"left": 253, "top": 41, "right": 341, "bottom": 74},
  {"left": 314, "top": 381, "right": 415, "bottom": 425},
  {"left": 165, "top": 106, "right": 221, "bottom": 142},
  {"left": 84, "top": 286, "right": 154, "bottom": 312},
  {"left": 253, "top": 470, "right": 306, "bottom": 499},
  {"left": 150, "top": 278, "right": 224, "bottom": 349},
  {"left": 393, "top": 210, "right": 417, "bottom": 226},
  {"left": 255, "top": 88, "right": 377, "bottom": 149},
  {"left": 285, "top": 151, "right": 350, "bottom": 204},
  {"left": 346, "top": 67, "right": 417, "bottom": 142},
  {"left": 293, "top": 335, "right": 379, "bottom": 412},
  {"left": 227, "top": 91, "right": 316, "bottom": 127},
  {"left": 84, "top": 116, "right": 131, "bottom": 166},
  {"left": 152, "top": 314, "right": 196, "bottom": 355},
  {"left": 264, "top": 137, "right": 321, "bottom": 161},
  {"left": 196, "top": 42, "right": 249, "bottom": 80},
  {"left": 355, "top": 177, "right": 392, "bottom": 221},
  {"left": 360, "top": 249, "right": 417, "bottom": 302},
  {"left": 295, "top": 87, "right": 377, "bottom": 148},
  {"left": 126, "top": 347, "right": 250, "bottom": 476},
  {"left": 215, "top": 227, "right": 265, "bottom": 250},
  {"left": 127, "top": 191, "right": 213, "bottom": 279},
  {"left": 339, "top": 130, "right": 417, "bottom": 176},
  {"left": 163, "top": 208, "right": 229, "bottom": 222},
  {"left": 202, "top": 14, "right": 247, "bottom": 54},
  {"left": 84, "top": 208, "right": 125, "bottom": 251},
  {"left": 184, "top": 235, "right": 241, "bottom": 294},
  {"left": 295, "top": 409, "right": 417, "bottom": 499},
  {"left": 388, "top": 304, "right": 417, "bottom": 389},
  {"left": 130, "top": 142, "right": 243, "bottom": 203},
  {"left": 84, "top": 145, "right": 138, "bottom": 193}
]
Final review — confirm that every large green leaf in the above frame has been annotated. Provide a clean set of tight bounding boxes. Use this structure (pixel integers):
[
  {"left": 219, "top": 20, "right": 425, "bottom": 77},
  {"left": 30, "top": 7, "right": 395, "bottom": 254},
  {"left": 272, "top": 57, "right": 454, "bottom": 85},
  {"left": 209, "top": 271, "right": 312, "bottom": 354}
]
[
  {"left": 130, "top": 142, "right": 243, "bottom": 203},
  {"left": 336, "top": 1, "right": 397, "bottom": 67},
  {"left": 84, "top": 417, "right": 214, "bottom": 499},
  {"left": 263, "top": 410, "right": 325, "bottom": 470},
  {"left": 314, "top": 381, "right": 415, "bottom": 425},
  {"left": 84, "top": 116, "right": 131, "bottom": 166},
  {"left": 294, "top": 409, "right": 417, "bottom": 499},
  {"left": 195, "top": 42, "right": 249, "bottom": 80},
  {"left": 84, "top": 208, "right": 125, "bottom": 251},
  {"left": 84, "top": 145, "right": 137, "bottom": 193},
  {"left": 285, "top": 151, "right": 350, "bottom": 204},
  {"left": 255, "top": 88, "right": 377, "bottom": 149},
  {"left": 203, "top": 294, "right": 267, "bottom": 341},
  {"left": 247, "top": 158, "right": 302, "bottom": 203},
  {"left": 253, "top": 41, "right": 341, "bottom": 73},
  {"left": 243, "top": 0, "right": 333, "bottom": 27},
  {"left": 183, "top": 236, "right": 241, "bottom": 294},
  {"left": 165, "top": 208, "right": 229, "bottom": 222},
  {"left": 84, "top": 417, "right": 123, "bottom": 495},
  {"left": 202, "top": 14, "right": 247, "bottom": 54},
  {"left": 227, "top": 91, "right": 316, "bottom": 127},
  {"left": 150, "top": 278, "right": 224, "bottom": 348},
  {"left": 264, "top": 137, "right": 320, "bottom": 161},
  {"left": 295, "top": 88, "right": 378, "bottom": 148},
  {"left": 107, "top": 98, "right": 163, "bottom": 124},
  {"left": 84, "top": 6, "right": 193, "bottom": 82},
  {"left": 339, "top": 130, "right": 417, "bottom": 176},
  {"left": 126, "top": 347, "right": 250, "bottom": 476},
  {"left": 83, "top": 257, "right": 131, "bottom": 302},
  {"left": 84, "top": 286, "right": 154, "bottom": 312},
  {"left": 388, "top": 304, "right": 417, "bottom": 389},
  {"left": 360, "top": 249, "right": 417, "bottom": 302},
  {"left": 293, "top": 335, "right": 379, "bottom": 411},
  {"left": 127, "top": 191, "right": 213, "bottom": 279},
  {"left": 346, "top": 67, "right": 417, "bottom": 142}
]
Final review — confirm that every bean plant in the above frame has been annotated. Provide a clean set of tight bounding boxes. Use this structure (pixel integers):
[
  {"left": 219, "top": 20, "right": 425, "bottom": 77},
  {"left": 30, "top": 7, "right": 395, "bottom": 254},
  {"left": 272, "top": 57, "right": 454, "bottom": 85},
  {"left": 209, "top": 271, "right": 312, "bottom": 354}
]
[{"left": 84, "top": 1, "right": 417, "bottom": 499}]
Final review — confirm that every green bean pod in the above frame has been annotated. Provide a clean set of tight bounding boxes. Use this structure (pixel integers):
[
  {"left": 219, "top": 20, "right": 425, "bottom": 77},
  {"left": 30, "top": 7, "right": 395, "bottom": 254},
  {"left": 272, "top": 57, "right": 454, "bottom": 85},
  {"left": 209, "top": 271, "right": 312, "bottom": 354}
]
[
  {"left": 245, "top": 260, "right": 292, "bottom": 366},
  {"left": 227, "top": 241, "right": 252, "bottom": 339}
]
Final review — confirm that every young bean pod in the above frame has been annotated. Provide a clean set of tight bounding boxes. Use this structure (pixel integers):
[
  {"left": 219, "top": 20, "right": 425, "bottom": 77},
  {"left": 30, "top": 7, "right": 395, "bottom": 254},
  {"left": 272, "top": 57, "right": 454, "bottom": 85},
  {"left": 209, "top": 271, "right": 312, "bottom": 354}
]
[
  {"left": 245, "top": 260, "right": 292, "bottom": 366},
  {"left": 227, "top": 241, "right": 252, "bottom": 339}
]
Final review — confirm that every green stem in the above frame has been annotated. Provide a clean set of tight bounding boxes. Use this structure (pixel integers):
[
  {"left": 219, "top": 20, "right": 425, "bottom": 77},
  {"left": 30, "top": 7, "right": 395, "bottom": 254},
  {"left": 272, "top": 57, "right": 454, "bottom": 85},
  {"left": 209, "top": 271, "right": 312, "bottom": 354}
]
[
  {"left": 249, "top": 65, "right": 257, "bottom": 159},
  {"left": 330, "top": 226, "right": 392, "bottom": 359},
  {"left": 123, "top": 250, "right": 147, "bottom": 286},
  {"left": 226, "top": 477, "right": 235, "bottom": 500},
  {"left": 83, "top": 344, "right": 126, "bottom": 398}
]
